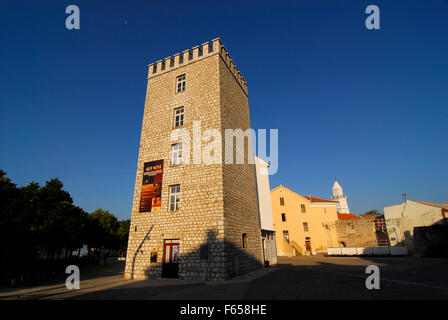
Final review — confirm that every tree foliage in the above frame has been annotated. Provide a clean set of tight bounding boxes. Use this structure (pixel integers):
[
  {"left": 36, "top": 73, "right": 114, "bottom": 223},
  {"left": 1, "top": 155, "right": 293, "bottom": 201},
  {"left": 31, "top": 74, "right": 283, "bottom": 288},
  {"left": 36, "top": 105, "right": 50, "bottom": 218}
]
[
  {"left": 363, "top": 209, "right": 381, "bottom": 216},
  {"left": 0, "top": 170, "right": 130, "bottom": 284}
]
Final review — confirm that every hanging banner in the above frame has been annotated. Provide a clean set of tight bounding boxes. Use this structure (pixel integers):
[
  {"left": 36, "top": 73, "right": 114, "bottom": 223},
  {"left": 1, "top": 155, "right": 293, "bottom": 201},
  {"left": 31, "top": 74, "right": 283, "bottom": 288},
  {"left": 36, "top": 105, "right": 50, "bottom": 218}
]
[{"left": 139, "top": 160, "right": 163, "bottom": 212}]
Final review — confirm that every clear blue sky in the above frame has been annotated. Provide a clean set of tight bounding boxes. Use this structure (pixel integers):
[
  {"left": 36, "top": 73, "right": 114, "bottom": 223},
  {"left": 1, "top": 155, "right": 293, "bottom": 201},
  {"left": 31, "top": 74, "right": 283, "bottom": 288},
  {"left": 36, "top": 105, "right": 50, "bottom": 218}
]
[{"left": 1, "top": 0, "right": 447, "bottom": 219}]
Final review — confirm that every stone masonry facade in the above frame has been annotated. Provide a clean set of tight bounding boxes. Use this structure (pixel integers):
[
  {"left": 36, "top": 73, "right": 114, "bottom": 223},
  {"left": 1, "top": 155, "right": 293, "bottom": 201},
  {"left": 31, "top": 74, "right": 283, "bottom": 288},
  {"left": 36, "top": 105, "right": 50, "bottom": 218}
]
[{"left": 124, "top": 38, "right": 263, "bottom": 281}]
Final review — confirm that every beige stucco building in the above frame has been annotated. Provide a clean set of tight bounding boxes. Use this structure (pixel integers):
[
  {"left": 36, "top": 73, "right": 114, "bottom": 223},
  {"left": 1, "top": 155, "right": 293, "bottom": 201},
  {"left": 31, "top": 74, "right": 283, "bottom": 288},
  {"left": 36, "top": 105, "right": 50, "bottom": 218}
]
[
  {"left": 124, "top": 38, "right": 263, "bottom": 281},
  {"left": 271, "top": 185, "right": 339, "bottom": 256},
  {"left": 384, "top": 200, "right": 448, "bottom": 253}
]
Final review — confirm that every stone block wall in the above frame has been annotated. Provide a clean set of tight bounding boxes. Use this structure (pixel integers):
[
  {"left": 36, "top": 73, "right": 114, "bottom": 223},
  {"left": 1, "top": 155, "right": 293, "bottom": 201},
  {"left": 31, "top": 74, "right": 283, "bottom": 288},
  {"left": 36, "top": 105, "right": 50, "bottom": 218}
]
[{"left": 124, "top": 38, "right": 262, "bottom": 281}]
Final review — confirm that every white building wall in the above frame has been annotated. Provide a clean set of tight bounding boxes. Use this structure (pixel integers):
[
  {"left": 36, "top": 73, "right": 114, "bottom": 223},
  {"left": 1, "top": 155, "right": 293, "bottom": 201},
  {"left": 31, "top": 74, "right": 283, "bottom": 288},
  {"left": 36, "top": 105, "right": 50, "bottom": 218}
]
[
  {"left": 384, "top": 200, "right": 446, "bottom": 252},
  {"left": 255, "top": 156, "right": 274, "bottom": 231}
]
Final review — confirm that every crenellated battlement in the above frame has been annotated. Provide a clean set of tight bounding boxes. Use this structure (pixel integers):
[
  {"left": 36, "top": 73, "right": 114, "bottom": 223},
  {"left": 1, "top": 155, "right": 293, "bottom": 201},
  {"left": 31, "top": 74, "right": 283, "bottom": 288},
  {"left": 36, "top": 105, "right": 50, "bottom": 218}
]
[{"left": 147, "top": 38, "right": 248, "bottom": 94}]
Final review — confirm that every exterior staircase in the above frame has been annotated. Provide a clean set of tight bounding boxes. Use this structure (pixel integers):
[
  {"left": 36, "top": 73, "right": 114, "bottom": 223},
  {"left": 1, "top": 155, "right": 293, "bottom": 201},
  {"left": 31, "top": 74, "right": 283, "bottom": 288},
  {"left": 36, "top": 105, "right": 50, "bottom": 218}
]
[{"left": 280, "top": 240, "right": 304, "bottom": 256}]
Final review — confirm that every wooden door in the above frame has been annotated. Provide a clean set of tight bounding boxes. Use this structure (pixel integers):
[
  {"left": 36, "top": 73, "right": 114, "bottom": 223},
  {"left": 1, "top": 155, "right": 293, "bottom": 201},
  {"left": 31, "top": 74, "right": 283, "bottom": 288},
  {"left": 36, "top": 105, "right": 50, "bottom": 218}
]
[{"left": 305, "top": 240, "right": 312, "bottom": 255}]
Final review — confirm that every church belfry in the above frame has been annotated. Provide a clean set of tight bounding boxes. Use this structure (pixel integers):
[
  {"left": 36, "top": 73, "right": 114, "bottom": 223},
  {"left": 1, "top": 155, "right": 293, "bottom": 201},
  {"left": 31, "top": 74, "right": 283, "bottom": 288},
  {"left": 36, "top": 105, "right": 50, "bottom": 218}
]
[{"left": 331, "top": 180, "right": 350, "bottom": 213}]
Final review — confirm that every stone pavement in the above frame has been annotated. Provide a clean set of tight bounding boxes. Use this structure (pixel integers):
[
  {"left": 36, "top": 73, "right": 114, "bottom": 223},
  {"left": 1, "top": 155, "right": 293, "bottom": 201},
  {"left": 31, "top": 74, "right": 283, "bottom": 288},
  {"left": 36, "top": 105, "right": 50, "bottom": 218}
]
[
  {"left": 243, "top": 255, "right": 448, "bottom": 299},
  {"left": 0, "top": 259, "right": 276, "bottom": 300},
  {"left": 1, "top": 256, "right": 448, "bottom": 300}
]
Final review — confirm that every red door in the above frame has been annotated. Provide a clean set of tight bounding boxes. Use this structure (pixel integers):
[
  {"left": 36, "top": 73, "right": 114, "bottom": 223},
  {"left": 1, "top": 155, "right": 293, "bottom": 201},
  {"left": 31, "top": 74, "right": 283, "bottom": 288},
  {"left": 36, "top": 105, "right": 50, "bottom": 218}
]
[{"left": 162, "top": 240, "right": 179, "bottom": 278}]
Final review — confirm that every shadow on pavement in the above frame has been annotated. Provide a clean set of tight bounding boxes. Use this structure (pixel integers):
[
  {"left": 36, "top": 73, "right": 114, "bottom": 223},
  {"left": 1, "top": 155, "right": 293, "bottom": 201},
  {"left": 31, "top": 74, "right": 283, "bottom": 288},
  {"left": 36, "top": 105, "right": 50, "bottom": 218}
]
[
  {"left": 242, "top": 255, "right": 448, "bottom": 300},
  {"left": 5, "top": 256, "right": 448, "bottom": 300}
]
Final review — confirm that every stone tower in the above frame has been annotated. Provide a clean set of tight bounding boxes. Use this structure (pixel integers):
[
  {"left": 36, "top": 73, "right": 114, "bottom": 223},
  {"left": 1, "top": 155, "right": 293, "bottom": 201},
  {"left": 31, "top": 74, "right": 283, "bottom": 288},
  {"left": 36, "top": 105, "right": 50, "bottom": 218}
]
[
  {"left": 331, "top": 180, "right": 350, "bottom": 213},
  {"left": 124, "top": 38, "right": 263, "bottom": 281}
]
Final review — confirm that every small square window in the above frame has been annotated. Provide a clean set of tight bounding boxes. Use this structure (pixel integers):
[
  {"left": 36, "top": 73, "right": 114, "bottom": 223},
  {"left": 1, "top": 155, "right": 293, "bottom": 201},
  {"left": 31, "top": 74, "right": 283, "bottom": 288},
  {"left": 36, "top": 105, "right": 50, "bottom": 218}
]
[{"left": 176, "top": 74, "right": 186, "bottom": 93}]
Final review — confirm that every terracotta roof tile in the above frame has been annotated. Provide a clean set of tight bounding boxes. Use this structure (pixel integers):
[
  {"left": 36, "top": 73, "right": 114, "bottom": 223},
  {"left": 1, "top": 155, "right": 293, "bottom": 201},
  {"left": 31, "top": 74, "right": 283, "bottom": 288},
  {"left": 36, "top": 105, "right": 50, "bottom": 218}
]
[
  {"left": 337, "top": 213, "right": 359, "bottom": 220},
  {"left": 306, "top": 196, "right": 338, "bottom": 203}
]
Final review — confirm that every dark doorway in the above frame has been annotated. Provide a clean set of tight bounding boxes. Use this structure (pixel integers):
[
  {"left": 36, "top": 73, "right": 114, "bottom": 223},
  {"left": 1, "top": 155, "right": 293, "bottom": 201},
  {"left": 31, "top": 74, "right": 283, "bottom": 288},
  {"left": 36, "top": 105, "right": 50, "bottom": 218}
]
[
  {"left": 305, "top": 238, "right": 312, "bottom": 255},
  {"left": 162, "top": 239, "right": 180, "bottom": 278}
]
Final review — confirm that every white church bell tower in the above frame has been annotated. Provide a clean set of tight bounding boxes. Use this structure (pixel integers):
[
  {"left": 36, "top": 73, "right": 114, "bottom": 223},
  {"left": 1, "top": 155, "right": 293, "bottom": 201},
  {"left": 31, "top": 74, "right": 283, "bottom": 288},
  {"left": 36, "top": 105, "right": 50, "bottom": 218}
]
[{"left": 331, "top": 180, "right": 350, "bottom": 213}]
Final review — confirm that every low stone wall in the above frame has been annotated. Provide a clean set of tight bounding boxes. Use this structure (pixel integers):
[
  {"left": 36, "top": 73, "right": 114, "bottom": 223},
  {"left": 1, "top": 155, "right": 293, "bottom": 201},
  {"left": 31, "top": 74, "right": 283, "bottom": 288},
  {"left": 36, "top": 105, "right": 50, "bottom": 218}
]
[{"left": 327, "top": 246, "right": 408, "bottom": 256}]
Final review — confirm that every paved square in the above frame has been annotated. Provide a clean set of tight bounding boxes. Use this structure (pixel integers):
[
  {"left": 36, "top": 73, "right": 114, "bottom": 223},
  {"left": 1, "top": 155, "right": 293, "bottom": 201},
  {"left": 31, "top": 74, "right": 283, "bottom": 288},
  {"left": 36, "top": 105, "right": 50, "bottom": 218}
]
[{"left": 1, "top": 256, "right": 447, "bottom": 300}]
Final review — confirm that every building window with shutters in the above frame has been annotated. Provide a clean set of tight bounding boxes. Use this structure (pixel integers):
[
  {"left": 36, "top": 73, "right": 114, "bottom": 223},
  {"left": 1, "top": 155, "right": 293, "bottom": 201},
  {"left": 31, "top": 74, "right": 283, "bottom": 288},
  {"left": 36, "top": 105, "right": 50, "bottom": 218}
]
[{"left": 280, "top": 197, "right": 285, "bottom": 206}]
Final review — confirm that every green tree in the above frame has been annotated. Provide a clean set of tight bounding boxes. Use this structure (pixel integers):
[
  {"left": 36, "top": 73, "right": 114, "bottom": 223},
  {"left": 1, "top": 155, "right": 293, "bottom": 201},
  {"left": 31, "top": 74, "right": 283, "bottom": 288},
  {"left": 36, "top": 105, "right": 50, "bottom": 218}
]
[
  {"left": 0, "top": 169, "right": 127, "bottom": 284},
  {"left": 363, "top": 209, "right": 381, "bottom": 216},
  {"left": 64, "top": 206, "right": 89, "bottom": 257},
  {"left": 117, "top": 219, "right": 130, "bottom": 256},
  {"left": 37, "top": 178, "right": 74, "bottom": 259},
  {"left": 0, "top": 170, "right": 22, "bottom": 276},
  {"left": 87, "top": 209, "right": 120, "bottom": 260}
]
